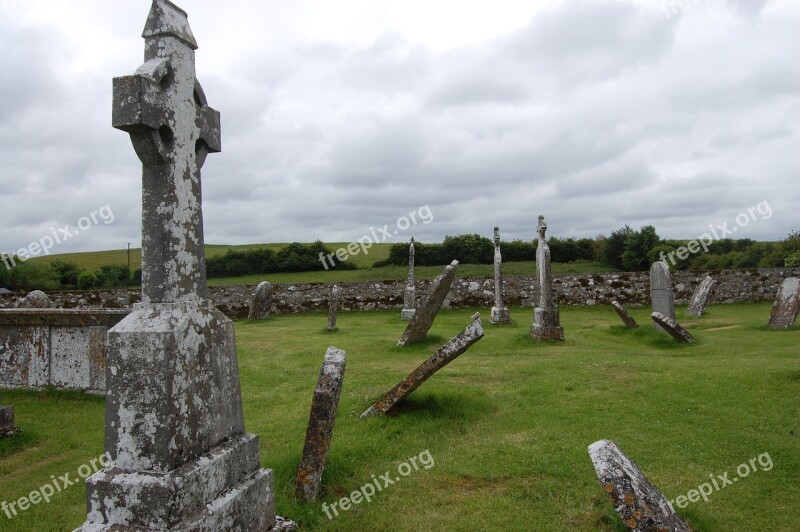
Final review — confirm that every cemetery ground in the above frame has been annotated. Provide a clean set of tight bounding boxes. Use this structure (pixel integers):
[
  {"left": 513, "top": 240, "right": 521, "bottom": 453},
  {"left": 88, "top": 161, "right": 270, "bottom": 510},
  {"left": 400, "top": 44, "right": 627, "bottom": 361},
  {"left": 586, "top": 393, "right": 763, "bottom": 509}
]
[{"left": 1, "top": 303, "right": 798, "bottom": 531}]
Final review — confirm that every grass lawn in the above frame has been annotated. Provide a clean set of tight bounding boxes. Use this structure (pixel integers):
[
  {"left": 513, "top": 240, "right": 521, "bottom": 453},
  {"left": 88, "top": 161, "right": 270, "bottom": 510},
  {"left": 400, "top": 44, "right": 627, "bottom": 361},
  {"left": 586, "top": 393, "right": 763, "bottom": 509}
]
[{"left": 1, "top": 303, "right": 798, "bottom": 531}]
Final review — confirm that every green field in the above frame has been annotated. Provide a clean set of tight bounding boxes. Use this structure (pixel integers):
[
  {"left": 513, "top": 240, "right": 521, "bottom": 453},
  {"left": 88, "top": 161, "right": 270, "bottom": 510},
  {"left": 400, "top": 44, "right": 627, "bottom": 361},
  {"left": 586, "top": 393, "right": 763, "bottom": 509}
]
[
  {"left": 1, "top": 303, "right": 798, "bottom": 531},
  {"left": 27, "top": 244, "right": 612, "bottom": 286}
]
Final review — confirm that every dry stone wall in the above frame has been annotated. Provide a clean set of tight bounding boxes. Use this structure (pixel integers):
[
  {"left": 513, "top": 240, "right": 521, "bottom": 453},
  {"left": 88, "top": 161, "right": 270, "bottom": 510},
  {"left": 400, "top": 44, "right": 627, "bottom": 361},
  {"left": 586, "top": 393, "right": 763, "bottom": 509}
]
[{"left": 1, "top": 268, "right": 797, "bottom": 319}]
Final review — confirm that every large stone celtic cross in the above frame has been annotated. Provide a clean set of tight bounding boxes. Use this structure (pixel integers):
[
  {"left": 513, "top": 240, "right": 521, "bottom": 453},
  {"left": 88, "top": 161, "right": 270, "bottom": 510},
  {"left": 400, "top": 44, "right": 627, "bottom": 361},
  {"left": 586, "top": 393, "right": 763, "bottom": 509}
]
[{"left": 113, "top": 0, "right": 220, "bottom": 304}]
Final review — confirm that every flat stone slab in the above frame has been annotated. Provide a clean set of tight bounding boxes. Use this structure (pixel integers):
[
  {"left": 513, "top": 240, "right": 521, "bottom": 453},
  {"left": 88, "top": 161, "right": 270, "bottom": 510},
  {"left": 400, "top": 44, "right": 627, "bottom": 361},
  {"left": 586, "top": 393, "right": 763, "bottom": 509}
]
[
  {"left": 589, "top": 439, "right": 690, "bottom": 532},
  {"left": 611, "top": 301, "right": 639, "bottom": 329},
  {"left": 248, "top": 281, "right": 273, "bottom": 320},
  {"left": 767, "top": 277, "right": 800, "bottom": 329},
  {"left": 0, "top": 405, "right": 18, "bottom": 438},
  {"left": 398, "top": 260, "right": 459, "bottom": 346},
  {"left": 651, "top": 312, "right": 695, "bottom": 343},
  {"left": 687, "top": 276, "right": 716, "bottom": 317},
  {"left": 364, "top": 313, "right": 484, "bottom": 417},
  {"left": 296, "top": 347, "right": 346, "bottom": 502}
]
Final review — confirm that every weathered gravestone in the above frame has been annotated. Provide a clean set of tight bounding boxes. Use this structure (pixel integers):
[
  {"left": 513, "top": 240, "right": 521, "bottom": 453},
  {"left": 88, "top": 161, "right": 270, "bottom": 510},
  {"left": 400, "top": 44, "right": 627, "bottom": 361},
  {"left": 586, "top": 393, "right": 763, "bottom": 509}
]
[
  {"left": 327, "top": 284, "right": 339, "bottom": 332},
  {"left": 531, "top": 216, "right": 564, "bottom": 341},
  {"left": 490, "top": 227, "right": 512, "bottom": 324},
  {"left": 611, "top": 301, "right": 639, "bottom": 329},
  {"left": 651, "top": 312, "right": 695, "bottom": 344},
  {"left": 296, "top": 346, "right": 346, "bottom": 502},
  {"left": 0, "top": 405, "right": 18, "bottom": 438},
  {"left": 401, "top": 237, "right": 416, "bottom": 321},
  {"left": 767, "top": 277, "right": 800, "bottom": 329},
  {"left": 15, "top": 290, "right": 54, "bottom": 309},
  {"left": 687, "top": 276, "right": 716, "bottom": 317},
  {"left": 77, "top": 2, "right": 274, "bottom": 529},
  {"left": 589, "top": 439, "right": 690, "bottom": 532},
  {"left": 248, "top": 280, "right": 273, "bottom": 320},
  {"left": 649, "top": 261, "right": 675, "bottom": 333},
  {"left": 364, "top": 313, "right": 484, "bottom": 417},
  {"left": 398, "top": 260, "right": 459, "bottom": 346}
]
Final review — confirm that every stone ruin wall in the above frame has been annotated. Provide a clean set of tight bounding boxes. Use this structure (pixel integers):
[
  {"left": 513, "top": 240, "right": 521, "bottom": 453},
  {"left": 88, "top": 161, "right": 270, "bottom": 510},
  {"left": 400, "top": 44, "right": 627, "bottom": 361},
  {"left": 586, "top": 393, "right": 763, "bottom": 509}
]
[{"left": 1, "top": 268, "right": 796, "bottom": 320}]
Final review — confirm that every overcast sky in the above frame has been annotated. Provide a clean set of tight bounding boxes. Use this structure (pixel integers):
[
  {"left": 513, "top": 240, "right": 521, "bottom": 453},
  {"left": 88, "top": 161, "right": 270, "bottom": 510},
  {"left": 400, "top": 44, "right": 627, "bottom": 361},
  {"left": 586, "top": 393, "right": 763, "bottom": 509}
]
[{"left": 1, "top": 0, "right": 797, "bottom": 257}]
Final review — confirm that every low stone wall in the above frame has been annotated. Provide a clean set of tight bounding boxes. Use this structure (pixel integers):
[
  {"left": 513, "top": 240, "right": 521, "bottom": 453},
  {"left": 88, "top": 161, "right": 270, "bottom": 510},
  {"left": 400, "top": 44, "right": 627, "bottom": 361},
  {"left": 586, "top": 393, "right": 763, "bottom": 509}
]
[
  {"left": 0, "top": 309, "right": 129, "bottom": 392},
  {"left": 0, "top": 268, "right": 797, "bottom": 319}
]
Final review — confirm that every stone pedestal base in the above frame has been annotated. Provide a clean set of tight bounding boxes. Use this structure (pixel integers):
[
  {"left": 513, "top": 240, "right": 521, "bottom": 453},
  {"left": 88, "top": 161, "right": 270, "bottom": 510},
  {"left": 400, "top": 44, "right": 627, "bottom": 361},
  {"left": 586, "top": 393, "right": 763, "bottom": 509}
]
[
  {"left": 0, "top": 405, "right": 18, "bottom": 438},
  {"left": 531, "top": 307, "right": 564, "bottom": 341},
  {"left": 77, "top": 433, "right": 274, "bottom": 530},
  {"left": 400, "top": 309, "right": 416, "bottom": 320},
  {"left": 490, "top": 306, "right": 512, "bottom": 324}
]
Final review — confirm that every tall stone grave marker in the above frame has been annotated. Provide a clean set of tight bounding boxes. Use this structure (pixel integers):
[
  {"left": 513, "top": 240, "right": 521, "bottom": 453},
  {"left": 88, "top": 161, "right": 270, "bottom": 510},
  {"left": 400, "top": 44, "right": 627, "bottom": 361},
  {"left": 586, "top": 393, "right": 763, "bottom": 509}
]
[
  {"left": 78, "top": 2, "right": 274, "bottom": 529},
  {"left": 649, "top": 261, "right": 675, "bottom": 334},
  {"left": 686, "top": 275, "right": 715, "bottom": 317},
  {"left": 296, "top": 346, "right": 346, "bottom": 502},
  {"left": 327, "top": 284, "right": 339, "bottom": 332},
  {"left": 401, "top": 237, "right": 416, "bottom": 320},
  {"left": 490, "top": 227, "right": 512, "bottom": 324},
  {"left": 398, "top": 260, "right": 459, "bottom": 346},
  {"left": 531, "top": 216, "right": 564, "bottom": 341},
  {"left": 248, "top": 280, "right": 273, "bottom": 320},
  {"left": 768, "top": 277, "right": 800, "bottom": 329}
]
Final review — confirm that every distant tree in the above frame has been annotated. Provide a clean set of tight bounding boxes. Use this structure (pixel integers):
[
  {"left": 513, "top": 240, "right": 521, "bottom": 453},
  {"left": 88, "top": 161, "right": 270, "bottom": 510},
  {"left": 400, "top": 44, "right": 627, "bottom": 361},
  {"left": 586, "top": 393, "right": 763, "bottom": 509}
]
[
  {"left": 441, "top": 234, "right": 493, "bottom": 264},
  {"left": 599, "top": 225, "right": 633, "bottom": 270},
  {"left": 77, "top": 271, "right": 98, "bottom": 290}
]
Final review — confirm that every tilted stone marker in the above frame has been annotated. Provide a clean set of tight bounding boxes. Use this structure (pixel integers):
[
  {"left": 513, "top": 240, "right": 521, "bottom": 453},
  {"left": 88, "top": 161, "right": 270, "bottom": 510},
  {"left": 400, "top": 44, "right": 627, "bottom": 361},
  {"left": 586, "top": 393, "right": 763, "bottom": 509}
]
[
  {"left": 650, "top": 261, "right": 675, "bottom": 333},
  {"left": 248, "top": 280, "right": 273, "bottom": 320},
  {"left": 490, "top": 227, "right": 512, "bottom": 324},
  {"left": 15, "top": 290, "right": 54, "bottom": 309},
  {"left": 364, "top": 313, "right": 484, "bottom": 417},
  {"left": 651, "top": 312, "right": 695, "bottom": 344},
  {"left": 398, "top": 260, "right": 459, "bottom": 346},
  {"left": 78, "top": 2, "right": 274, "bottom": 529},
  {"left": 401, "top": 237, "right": 416, "bottom": 320},
  {"left": 296, "top": 346, "right": 346, "bottom": 502},
  {"left": 589, "top": 440, "right": 690, "bottom": 532},
  {"left": 767, "top": 277, "right": 800, "bottom": 329},
  {"left": 531, "top": 216, "right": 564, "bottom": 341},
  {"left": 687, "top": 276, "right": 716, "bottom": 317},
  {"left": 0, "top": 405, "right": 18, "bottom": 438},
  {"left": 611, "top": 301, "right": 639, "bottom": 329},
  {"left": 327, "top": 284, "right": 339, "bottom": 332}
]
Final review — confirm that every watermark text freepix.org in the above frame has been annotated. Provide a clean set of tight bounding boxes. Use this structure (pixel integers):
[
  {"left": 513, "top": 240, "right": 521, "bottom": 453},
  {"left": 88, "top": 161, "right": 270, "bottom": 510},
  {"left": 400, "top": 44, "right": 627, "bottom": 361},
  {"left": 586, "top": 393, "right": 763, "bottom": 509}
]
[
  {"left": 1, "top": 205, "right": 115, "bottom": 270},
  {"left": 659, "top": 200, "right": 772, "bottom": 268},
  {"left": 319, "top": 205, "right": 433, "bottom": 270},
  {"left": 322, "top": 449, "right": 435, "bottom": 520},
  {"left": 670, "top": 452, "right": 773, "bottom": 509},
  {"left": 1, "top": 452, "right": 111, "bottom": 520}
]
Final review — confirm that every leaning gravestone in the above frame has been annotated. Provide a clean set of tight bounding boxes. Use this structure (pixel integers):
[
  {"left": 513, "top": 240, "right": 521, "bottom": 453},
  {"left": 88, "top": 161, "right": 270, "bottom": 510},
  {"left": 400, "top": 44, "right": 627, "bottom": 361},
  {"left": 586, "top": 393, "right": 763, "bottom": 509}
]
[
  {"left": 651, "top": 312, "right": 695, "bottom": 344},
  {"left": 248, "top": 280, "right": 273, "bottom": 320},
  {"left": 611, "top": 301, "right": 639, "bottom": 329},
  {"left": 0, "top": 405, "right": 18, "bottom": 438},
  {"left": 401, "top": 237, "right": 416, "bottom": 320},
  {"left": 490, "top": 227, "right": 512, "bottom": 324},
  {"left": 589, "top": 440, "right": 690, "bottom": 532},
  {"left": 398, "top": 260, "right": 459, "bottom": 346},
  {"left": 686, "top": 276, "right": 716, "bottom": 317},
  {"left": 296, "top": 346, "right": 346, "bottom": 502},
  {"left": 364, "top": 313, "right": 484, "bottom": 417},
  {"left": 327, "top": 284, "right": 339, "bottom": 332},
  {"left": 15, "top": 290, "right": 54, "bottom": 309},
  {"left": 649, "top": 261, "right": 675, "bottom": 333},
  {"left": 77, "top": 2, "right": 274, "bottom": 529},
  {"left": 531, "top": 216, "right": 564, "bottom": 341},
  {"left": 767, "top": 277, "right": 800, "bottom": 329}
]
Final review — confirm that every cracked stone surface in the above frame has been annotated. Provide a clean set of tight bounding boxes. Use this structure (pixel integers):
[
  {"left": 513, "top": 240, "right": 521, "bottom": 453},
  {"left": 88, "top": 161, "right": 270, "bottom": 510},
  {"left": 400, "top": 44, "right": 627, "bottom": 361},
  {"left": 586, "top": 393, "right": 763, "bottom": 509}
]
[
  {"left": 365, "top": 313, "right": 484, "bottom": 416},
  {"left": 589, "top": 440, "right": 690, "bottom": 532},
  {"left": 296, "top": 347, "right": 346, "bottom": 502}
]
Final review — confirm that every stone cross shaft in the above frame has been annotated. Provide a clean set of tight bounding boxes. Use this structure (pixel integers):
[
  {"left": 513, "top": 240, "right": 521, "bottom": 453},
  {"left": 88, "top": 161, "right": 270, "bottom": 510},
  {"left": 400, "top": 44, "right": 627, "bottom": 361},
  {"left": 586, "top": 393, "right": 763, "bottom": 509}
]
[
  {"left": 493, "top": 227, "right": 503, "bottom": 308},
  {"left": 113, "top": 0, "right": 221, "bottom": 304},
  {"left": 536, "top": 215, "right": 552, "bottom": 309}
]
